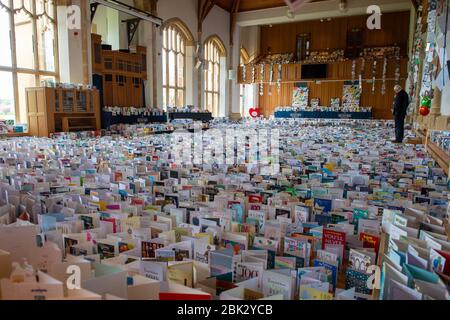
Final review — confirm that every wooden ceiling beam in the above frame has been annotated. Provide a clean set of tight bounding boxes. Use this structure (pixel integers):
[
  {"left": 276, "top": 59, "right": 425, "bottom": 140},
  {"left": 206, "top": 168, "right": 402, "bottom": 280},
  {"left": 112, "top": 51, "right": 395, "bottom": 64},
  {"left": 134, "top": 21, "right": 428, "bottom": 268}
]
[
  {"left": 198, "top": 0, "right": 216, "bottom": 33},
  {"left": 201, "top": 0, "right": 216, "bottom": 22}
]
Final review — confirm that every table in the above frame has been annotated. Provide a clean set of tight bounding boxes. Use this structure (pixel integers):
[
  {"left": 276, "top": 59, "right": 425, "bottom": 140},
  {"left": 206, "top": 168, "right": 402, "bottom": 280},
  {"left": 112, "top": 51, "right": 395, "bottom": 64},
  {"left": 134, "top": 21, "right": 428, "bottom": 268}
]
[
  {"left": 274, "top": 111, "right": 372, "bottom": 120},
  {"left": 102, "top": 112, "right": 168, "bottom": 129},
  {"left": 169, "top": 112, "right": 213, "bottom": 121}
]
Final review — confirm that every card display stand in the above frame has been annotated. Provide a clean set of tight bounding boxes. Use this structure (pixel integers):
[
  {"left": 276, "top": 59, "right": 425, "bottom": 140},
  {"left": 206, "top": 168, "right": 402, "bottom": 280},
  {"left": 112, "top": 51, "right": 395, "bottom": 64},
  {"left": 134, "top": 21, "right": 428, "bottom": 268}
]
[
  {"left": 274, "top": 111, "right": 372, "bottom": 120},
  {"left": 101, "top": 112, "right": 168, "bottom": 129},
  {"left": 168, "top": 112, "right": 214, "bottom": 122},
  {"left": 26, "top": 87, "right": 101, "bottom": 137}
]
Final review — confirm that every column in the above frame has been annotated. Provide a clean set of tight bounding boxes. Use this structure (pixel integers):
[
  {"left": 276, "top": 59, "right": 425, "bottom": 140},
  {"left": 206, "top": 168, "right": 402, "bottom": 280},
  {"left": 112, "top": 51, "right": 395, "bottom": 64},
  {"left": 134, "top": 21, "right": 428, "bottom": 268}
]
[
  {"left": 138, "top": 20, "right": 154, "bottom": 108},
  {"left": 57, "top": 0, "right": 91, "bottom": 85},
  {"left": 185, "top": 46, "right": 195, "bottom": 106},
  {"left": 135, "top": 0, "right": 159, "bottom": 108},
  {"left": 229, "top": 26, "right": 242, "bottom": 120}
]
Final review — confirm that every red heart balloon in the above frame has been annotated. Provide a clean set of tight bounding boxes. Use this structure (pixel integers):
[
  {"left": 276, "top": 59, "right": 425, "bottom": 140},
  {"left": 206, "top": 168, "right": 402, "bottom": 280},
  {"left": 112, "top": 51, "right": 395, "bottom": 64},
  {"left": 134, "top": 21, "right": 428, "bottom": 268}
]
[{"left": 249, "top": 107, "right": 260, "bottom": 118}]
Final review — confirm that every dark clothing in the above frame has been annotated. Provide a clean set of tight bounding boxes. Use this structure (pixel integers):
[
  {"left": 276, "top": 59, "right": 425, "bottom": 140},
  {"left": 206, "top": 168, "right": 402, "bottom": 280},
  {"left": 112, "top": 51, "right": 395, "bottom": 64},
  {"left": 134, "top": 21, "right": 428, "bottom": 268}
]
[
  {"left": 393, "top": 90, "right": 409, "bottom": 143},
  {"left": 393, "top": 90, "right": 409, "bottom": 118},
  {"left": 395, "top": 115, "right": 405, "bottom": 143}
]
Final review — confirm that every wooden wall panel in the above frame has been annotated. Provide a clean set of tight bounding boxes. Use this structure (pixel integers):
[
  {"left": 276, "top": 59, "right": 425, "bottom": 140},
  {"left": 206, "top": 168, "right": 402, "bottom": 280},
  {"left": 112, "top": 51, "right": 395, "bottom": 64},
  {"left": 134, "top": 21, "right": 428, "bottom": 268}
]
[
  {"left": 240, "top": 58, "right": 408, "bottom": 83},
  {"left": 253, "top": 57, "right": 408, "bottom": 119},
  {"left": 251, "top": 11, "right": 411, "bottom": 120},
  {"left": 260, "top": 11, "right": 410, "bottom": 55}
]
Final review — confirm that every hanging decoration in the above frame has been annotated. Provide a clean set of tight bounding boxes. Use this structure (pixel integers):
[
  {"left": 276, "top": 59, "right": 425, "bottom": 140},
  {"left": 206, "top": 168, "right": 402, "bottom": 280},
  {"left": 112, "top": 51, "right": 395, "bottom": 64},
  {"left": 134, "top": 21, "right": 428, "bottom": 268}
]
[
  {"left": 277, "top": 64, "right": 282, "bottom": 94},
  {"left": 359, "top": 58, "right": 366, "bottom": 89},
  {"left": 420, "top": 105, "right": 431, "bottom": 116},
  {"left": 394, "top": 51, "right": 401, "bottom": 85},
  {"left": 269, "top": 64, "right": 274, "bottom": 96},
  {"left": 269, "top": 63, "right": 274, "bottom": 84},
  {"left": 372, "top": 60, "right": 377, "bottom": 94},
  {"left": 420, "top": 0, "right": 438, "bottom": 98},
  {"left": 421, "top": 96, "right": 432, "bottom": 107},
  {"left": 242, "top": 64, "right": 246, "bottom": 83},
  {"left": 381, "top": 57, "right": 388, "bottom": 95},
  {"left": 251, "top": 64, "right": 256, "bottom": 84},
  {"left": 408, "top": 5, "right": 424, "bottom": 98},
  {"left": 351, "top": 60, "right": 356, "bottom": 81},
  {"left": 260, "top": 63, "right": 265, "bottom": 96},
  {"left": 419, "top": 93, "right": 432, "bottom": 116}
]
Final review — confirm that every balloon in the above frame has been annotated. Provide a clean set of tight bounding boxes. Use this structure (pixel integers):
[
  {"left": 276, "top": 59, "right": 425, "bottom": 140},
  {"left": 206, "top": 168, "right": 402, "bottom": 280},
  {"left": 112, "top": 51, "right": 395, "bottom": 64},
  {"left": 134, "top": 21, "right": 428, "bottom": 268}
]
[
  {"left": 249, "top": 107, "right": 261, "bottom": 118},
  {"left": 419, "top": 106, "right": 430, "bottom": 116},
  {"left": 421, "top": 98, "right": 431, "bottom": 108}
]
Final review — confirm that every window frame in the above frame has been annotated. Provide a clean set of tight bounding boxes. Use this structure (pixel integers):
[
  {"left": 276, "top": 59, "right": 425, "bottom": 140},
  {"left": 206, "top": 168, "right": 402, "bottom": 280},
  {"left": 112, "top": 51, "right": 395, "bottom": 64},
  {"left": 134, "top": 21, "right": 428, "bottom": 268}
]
[
  {"left": 0, "top": 0, "right": 59, "bottom": 123},
  {"left": 162, "top": 24, "right": 186, "bottom": 110},
  {"left": 203, "top": 39, "right": 221, "bottom": 117}
]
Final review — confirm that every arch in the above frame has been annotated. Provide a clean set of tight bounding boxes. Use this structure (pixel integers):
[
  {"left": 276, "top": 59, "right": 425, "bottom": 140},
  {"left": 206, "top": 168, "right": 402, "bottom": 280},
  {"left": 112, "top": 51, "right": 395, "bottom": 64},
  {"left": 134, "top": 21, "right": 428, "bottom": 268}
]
[
  {"left": 161, "top": 17, "right": 195, "bottom": 46},
  {"left": 203, "top": 35, "right": 227, "bottom": 57},
  {"left": 240, "top": 47, "right": 250, "bottom": 65}
]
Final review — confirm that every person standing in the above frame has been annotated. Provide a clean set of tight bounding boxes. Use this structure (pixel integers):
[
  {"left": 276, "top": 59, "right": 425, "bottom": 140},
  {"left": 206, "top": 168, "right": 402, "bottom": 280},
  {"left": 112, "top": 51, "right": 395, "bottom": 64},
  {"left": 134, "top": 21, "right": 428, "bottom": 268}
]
[{"left": 392, "top": 85, "right": 410, "bottom": 143}]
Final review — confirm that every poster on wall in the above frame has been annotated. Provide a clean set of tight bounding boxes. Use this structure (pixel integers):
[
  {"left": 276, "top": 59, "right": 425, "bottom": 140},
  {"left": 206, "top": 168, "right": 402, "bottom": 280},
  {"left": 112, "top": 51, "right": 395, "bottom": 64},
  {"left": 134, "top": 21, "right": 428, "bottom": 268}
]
[
  {"left": 342, "top": 81, "right": 361, "bottom": 108},
  {"left": 292, "top": 83, "right": 309, "bottom": 107}
]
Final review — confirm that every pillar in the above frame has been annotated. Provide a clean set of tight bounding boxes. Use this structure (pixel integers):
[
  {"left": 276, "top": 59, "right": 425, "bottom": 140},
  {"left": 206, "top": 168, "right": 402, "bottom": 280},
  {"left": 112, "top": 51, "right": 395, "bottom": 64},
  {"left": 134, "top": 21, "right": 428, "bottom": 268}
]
[
  {"left": 229, "top": 26, "right": 242, "bottom": 119},
  {"left": 135, "top": 0, "right": 158, "bottom": 108},
  {"left": 57, "top": 0, "right": 91, "bottom": 85}
]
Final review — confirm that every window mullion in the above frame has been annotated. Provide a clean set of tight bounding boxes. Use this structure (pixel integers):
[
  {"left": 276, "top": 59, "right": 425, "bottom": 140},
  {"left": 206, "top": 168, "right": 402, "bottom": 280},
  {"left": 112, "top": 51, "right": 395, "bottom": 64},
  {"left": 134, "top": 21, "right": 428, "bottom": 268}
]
[
  {"left": 9, "top": 0, "right": 20, "bottom": 123},
  {"left": 183, "top": 52, "right": 185, "bottom": 106},
  {"left": 165, "top": 48, "right": 169, "bottom": 109},
  {"left": 175, "top": 46, "right": 178, "bottom": 107},
  {"left": 32, "top": 0, "right": 39, "bottom": 73}
]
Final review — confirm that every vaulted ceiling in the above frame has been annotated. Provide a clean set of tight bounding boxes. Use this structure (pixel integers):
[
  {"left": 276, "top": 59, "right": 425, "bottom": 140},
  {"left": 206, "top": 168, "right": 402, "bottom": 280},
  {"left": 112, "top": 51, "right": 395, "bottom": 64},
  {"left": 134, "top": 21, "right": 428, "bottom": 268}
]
[{"left": 215, "top": 0, "right": 331, "bottom": 13}]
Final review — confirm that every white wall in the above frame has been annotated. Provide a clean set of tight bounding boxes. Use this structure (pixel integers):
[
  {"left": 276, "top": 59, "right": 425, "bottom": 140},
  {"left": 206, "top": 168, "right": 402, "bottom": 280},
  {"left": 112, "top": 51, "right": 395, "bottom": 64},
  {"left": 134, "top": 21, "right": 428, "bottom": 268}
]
[
  {"left": 240, "top": 26, "right": 260, "bottom": 62},
  {"left": 92, "top": 7, "right": 120, "bottom": 50},
  {"left": 158, "top": 0, "right": 198, "bottom": 38},
  {"left": 57, "top": 0, "right": 86, "bottom": 85},
  {"left": 442, "top": 82, "right": 450, "bottom": 116},
  {"left": 202, "top": 6, "right": 230, "bottom": 116}
]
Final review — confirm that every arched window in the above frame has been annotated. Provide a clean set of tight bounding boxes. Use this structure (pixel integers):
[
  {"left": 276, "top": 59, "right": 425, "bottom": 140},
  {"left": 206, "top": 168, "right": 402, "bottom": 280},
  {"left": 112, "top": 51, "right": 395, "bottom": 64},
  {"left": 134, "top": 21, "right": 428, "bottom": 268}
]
[
  {"left": 162, "top": 24, "right": 186, "bottom": 109},
  {"left": 204, "top": 36, "right": 225, "bottom": 117}
]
